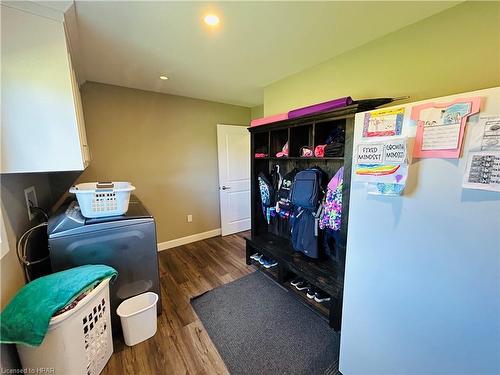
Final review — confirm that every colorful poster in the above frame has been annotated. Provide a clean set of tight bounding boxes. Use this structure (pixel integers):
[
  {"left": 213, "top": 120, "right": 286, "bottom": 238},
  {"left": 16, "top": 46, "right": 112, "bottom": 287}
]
[
  {"left": 411, "top": 97, "right": 481, "bottom": 159},
  {"left": 354, "top": 138, "right": 408, "bottom": 195},
  {"left": 462, "top": 151, "right": 500, "bottom": 192},
  {"left": 355, "top": 164, "right": 408, "bottom": 185},
  {"left": 363, "top": 107, "right": 405, "bottom": 137}
]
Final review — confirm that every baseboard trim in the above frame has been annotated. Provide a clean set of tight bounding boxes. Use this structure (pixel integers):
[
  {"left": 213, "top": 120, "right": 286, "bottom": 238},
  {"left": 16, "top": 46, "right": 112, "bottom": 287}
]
[{"left": 157, "top": 228, "right": 221, "bottom": 251}]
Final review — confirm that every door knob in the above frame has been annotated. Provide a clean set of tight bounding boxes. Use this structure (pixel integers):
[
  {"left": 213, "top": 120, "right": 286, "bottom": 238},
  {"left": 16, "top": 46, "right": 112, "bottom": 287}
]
[{"left": 221, "top": 186, "right": 231, "bottom": 190}]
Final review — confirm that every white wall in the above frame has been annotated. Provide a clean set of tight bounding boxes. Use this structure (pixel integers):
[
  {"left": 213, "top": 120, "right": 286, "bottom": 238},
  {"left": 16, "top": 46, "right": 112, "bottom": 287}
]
[{"left": 340, "top": 87, "right": 500, "bottom": 374}]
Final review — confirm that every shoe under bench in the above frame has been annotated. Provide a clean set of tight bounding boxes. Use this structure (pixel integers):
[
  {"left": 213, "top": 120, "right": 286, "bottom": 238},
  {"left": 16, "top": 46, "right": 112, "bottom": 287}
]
[{"left": 245, "top": 232, "right": 344, "bottom": 331}]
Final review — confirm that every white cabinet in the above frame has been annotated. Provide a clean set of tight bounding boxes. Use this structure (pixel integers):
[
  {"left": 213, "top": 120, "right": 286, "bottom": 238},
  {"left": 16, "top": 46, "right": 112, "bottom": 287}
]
[{"left": 1, "top": 4, "right": 90, "bottom": 173}]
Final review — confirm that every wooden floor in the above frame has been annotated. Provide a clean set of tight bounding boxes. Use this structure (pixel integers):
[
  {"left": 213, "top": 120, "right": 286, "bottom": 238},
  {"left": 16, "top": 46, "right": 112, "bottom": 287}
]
[{"left": 102, "top": 231, "right": 254, "bottom": 375}]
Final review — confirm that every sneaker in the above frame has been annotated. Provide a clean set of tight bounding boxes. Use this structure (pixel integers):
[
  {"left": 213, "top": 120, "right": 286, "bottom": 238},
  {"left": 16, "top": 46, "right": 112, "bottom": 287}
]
[
  {"left": 306, "top": 286, "right": 317, "bottom": 299},
  {"left": 290, "top": 277, "right": 305, "bottom": 287},
  {"left": 250, "top": 253, "right": 262, "bottom": 261},
  {"left": 260, "top": 256, "right": 278, "bottom": 269},
  {"left": 257, "top": 254, "right": 266, "bottom": 264},
  {"left": 314, "top": 291, "right": 331, "bottom": 303},
  {"left": 293, "top": 280, "right": 310, "bottom": 291},
  {"left": 255, "top": 254, "right": 264, "bottom": 262}
]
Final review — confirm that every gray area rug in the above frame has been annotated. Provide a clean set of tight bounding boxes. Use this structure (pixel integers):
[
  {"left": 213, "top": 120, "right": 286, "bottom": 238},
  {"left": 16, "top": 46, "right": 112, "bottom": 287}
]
[{"left": 191, "top": 271, "right": 341, "bottom": 375}]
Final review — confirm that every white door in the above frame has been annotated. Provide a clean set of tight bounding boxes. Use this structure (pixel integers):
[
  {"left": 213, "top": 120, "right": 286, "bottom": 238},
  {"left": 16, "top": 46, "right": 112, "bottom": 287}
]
[{"left": 217, "top": 124, "right": 251, "bottom": 236}]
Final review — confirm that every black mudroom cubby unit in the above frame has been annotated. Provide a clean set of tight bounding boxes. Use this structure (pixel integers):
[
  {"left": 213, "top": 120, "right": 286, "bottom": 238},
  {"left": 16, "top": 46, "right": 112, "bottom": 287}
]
[{"left": 246, "top": 103, "right": 374, "bottom": 330}]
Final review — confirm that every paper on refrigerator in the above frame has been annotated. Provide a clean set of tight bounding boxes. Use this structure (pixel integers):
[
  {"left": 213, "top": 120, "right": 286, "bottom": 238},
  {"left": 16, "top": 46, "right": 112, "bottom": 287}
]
[
  {"left": 461, "top": 114, "right": 500, "bottom": 192},
  {"left": 411, "top": 97, "right": 481, "bottom": 159},
  {"left": 362, "top": 107, "right": 405, "bottom": 137},
  {"left": 354, "top": 138, "right": 409, "bottom": 195},
  {"left": 419, "top": 103, "right": 470, "bottom": 150},
  {"left": 479, "top": 115, "right": 500, "bottom": 151},
  {"left": 356, "top": 138, "right": 407, "bottom": 165},
  {"left": 462, "top": 151, "right": 500, "bottom": 192}
]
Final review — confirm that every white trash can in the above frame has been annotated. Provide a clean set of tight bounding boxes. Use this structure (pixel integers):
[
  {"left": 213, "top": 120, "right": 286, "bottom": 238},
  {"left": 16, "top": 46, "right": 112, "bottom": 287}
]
[{"left": 116, "top": 292, "right": 158, "bottom": 346}]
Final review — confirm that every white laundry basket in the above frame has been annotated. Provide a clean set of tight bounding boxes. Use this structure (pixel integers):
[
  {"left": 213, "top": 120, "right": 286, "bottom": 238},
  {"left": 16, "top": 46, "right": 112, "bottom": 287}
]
[
  {"left": 16, "top": 278, "right": 113, "bottom": 375},
  {"left": 69, "top": 182, "right": 135, "bottom": 218},
  {"left": 117, "top": 292, "right": 158, "bottom": 346}
]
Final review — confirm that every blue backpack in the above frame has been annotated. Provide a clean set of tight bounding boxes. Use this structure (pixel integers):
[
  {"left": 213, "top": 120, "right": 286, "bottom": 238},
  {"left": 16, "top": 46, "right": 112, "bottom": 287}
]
[
  {"left": 289, "top": 168, "right": 326, "bottom": 258},
  {"left": 290, "top": 168, "right": 324, "bottom": 210}
]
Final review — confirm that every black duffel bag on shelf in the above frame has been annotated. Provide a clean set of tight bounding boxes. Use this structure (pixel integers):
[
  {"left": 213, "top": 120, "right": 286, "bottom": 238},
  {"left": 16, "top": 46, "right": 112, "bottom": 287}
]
[{"left": 324, "top": 142, "right": 344, "bottom": 157}]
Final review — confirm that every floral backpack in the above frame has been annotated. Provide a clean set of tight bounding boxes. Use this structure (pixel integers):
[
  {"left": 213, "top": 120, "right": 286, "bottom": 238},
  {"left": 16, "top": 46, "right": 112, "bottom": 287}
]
[{"left": 319, "top": 166, "right": 344, "bottom": 231}]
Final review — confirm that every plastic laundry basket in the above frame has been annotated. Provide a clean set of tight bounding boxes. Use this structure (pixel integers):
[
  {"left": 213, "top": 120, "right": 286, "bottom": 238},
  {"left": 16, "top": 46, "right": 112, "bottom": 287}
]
[
  {"left": 117, "top": 292, "right": 158, "bottom": 346},
  {"left": 69, "top": 182, "right": 135, "bottom": 218},
  {"left": 16, "top": 278, "right": 113, "bottom": 375}
]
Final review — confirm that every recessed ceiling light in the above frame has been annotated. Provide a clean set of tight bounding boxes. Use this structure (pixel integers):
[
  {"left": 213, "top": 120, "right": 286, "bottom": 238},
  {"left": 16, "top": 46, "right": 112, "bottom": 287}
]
[
  {"left": 159, "top": 75, "right": 168, "bottom": 80},
  {"left": 204, "top": 14, "right": 220, "bottom": 26}
]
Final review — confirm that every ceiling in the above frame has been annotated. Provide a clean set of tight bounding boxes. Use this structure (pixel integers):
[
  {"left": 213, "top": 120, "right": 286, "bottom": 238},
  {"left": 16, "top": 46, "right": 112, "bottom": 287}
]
[{"left": 65, "top": 1, "right": 459, "bottom": 107}]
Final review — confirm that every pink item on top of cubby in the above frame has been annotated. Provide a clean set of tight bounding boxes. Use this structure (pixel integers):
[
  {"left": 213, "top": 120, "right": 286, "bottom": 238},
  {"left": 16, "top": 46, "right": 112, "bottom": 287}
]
[{"left": 250, "top": 113, "right": 288, "bottom": 127}]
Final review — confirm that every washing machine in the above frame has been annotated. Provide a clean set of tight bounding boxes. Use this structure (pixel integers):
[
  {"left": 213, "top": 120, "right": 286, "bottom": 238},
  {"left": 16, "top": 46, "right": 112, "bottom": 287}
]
[{"left": 48, "top": 195, "right": 162, "bottom": 334}]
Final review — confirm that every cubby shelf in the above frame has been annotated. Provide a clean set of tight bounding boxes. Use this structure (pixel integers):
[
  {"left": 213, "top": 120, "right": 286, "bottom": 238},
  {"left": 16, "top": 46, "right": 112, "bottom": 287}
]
[
  {"left": 245, "top": 232, "right": 343, "bottom": 329},
  {"left": 248, "top": 103, "right": 373, "bottom": 331}
]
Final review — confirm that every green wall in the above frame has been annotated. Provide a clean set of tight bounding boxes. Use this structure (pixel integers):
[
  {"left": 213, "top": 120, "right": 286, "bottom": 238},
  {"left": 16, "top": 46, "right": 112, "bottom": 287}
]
[
  {"left": 263, "top": 1, "right": 500, "bottom": 115},
  {"left": 251, "top": 104, "right": 264, "bottom": 120},
  {"left": 79, "top": 82, "right": 250, "bottom": 243}
]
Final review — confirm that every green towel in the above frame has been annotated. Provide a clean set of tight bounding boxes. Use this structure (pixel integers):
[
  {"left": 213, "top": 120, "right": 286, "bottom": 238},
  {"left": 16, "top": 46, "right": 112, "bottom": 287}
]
[{"left": 0, "top": 264, "right": 117, "bottom": 346}]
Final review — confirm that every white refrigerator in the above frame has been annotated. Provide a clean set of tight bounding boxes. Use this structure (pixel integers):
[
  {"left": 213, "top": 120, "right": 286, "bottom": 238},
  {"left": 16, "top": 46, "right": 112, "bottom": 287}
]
[{"left": 340, "top": 87, "right": 500, "bottom": 374}]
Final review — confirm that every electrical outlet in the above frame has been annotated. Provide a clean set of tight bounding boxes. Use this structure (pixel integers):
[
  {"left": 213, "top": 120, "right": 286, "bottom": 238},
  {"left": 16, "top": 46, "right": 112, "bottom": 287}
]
[
  {"left": 24, "top": 186, "right": 38, "bottom": 221},
  {"left": 187, "top": 214, "right": 193, "bottom": 223}
]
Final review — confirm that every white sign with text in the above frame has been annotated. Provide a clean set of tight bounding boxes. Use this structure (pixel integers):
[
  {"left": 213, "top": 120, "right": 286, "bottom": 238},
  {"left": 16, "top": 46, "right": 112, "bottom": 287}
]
[{"left": 356, "top": 138, "right": 407, "bottom": 165}]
